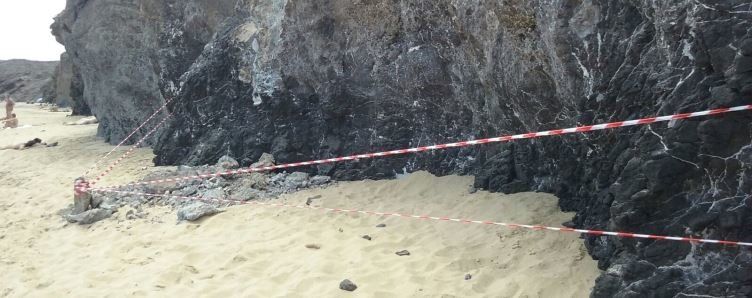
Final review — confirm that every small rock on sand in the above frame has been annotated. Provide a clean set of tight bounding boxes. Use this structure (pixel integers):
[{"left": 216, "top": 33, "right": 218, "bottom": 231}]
[
  {"left": 465, "top": 274, "right": 472, "bottom": 280},
  {"left": 395, "top": 250, "right": 410, "bottom": 256},
  {"left": 376, "top": 223, "right": 386, "bottom": 228},
  {"left": 241, "top": 173, "right": 268, "bottom": 190},
  {"left": 177, "top": 202, "right": 223, "bottom": 221},
  {"left": 305, "top": 244, "right": 321, "bottom": 250},
  {"left": 339, "top": 279, "right": 357, "bottom": 291},
  {"left": 65, "top": 208, "right": 113, "bottom": 225},
  {"left": 305, "top": 195, "right": 322, "bottom": 206},
  {"left": 232, "top": 187, "right": 266, "bottom": 201},
  {"left": 310, "top": 175, "right": 331, "bottom": 186},
  {"left": 362, "top": 235, "right": 372, "bottom": 241},
  {"left": 284, "top": 172, "right": 310, "bottom": 189}
]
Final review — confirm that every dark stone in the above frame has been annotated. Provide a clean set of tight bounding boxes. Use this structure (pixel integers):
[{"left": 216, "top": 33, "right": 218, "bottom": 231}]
[
  {"left": 395, "top": 250, "right": 410, "bottom": 256},
  {"left": 591, "top": 274, "right": 622, "bottom": 298},
  {"left": 177, "top": 202, "right": 222, "bottom": 221},
  {"left": 362, "top": 235, "right": 372, "bottom": 241},
  {"left": 310, "top": 175, "right": 332, "bottom": 186},
  {"left": 621, "top": 261, "right": 656, "bottom": 282},
  {"left": 65, "top": 208, "right": 113, "bottom": 225},
  {"left": 339, "top": 279, "right": 357, "bottom": 292},
  {"left": 464, "top": 274, "right": 472, "bottom": 280},
  {"left": 376, "top": 224, "right": 386, "bottom": 228}
]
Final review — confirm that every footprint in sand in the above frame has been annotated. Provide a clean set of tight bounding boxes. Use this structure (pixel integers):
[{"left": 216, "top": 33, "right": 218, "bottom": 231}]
[{"left": 184, "top": 265, "right": 199, "bottom": 274}]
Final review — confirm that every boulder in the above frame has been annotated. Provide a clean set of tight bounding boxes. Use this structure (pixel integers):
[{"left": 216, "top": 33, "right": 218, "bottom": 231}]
[
  {"left": 177, "top": 201, "right": 223, "bottom": 221},
  {"left": 65, "top": 208, "right": 113, "bottom": 225}
]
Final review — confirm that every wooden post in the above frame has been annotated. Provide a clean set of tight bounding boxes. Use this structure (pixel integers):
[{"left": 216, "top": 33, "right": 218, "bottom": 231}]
[{"left": 72, "top": 178, "right": 92, "bottom": 215}]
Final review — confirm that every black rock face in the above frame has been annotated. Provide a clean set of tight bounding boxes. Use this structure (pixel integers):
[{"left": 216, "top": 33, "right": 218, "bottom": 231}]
[{"left": 55, "top": 0, "right": 752, "bottom": 296}]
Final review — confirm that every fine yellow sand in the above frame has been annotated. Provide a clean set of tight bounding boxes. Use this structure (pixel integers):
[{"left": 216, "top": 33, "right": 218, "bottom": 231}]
[{"left": 0, "top": 104, "right": 600, "bottom": 297}]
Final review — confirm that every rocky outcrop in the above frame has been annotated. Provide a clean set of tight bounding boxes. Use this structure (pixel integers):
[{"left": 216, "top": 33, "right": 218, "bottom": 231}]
[
  {"left": 90, "top": 154, "right": 333, "bottom": 222},
  {"left": 0, "top": 59, "right": 57, "bottom": 102},
  {"left": 54, "top": 0, "right": 752, "bottom": 296},
  {"left": 52, "top": 53, "right": 91, "bottom": 115},
  {"left": 52, "top": 0, "right": 236, "bottom": 144},
  {"left": 44, "top": 53, "right": 89, "bottom": 115}
]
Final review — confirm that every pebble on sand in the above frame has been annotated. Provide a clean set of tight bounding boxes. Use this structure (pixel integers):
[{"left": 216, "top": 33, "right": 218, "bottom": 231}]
[
  {"left": 362, "top": 235, "right": 372, "bottom": 241},
  {"left": 465, "top": 274, "right": 472, "bottom": 280},
  {"left": 395, "top": 250, "right": 410, "bottom": 256},
  {"left": 305, "top": 244, "right": 321, "bottom": 250},
  {"left": 339, "top": 279, "right": 358, "bottom": 291},
  {"left": 376, "top": 223, "right": 386, "bottom": 228}
]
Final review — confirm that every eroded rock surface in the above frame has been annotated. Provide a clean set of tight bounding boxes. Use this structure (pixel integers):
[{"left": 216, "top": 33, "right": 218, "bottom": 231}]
[{"left": 43, "top": 53, "right": 88, "bottom": 114}]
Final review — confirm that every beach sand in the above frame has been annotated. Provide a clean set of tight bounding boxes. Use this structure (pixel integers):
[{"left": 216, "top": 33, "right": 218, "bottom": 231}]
[{"left": 0, "top": 104, "right": 600, "bottom": 297}]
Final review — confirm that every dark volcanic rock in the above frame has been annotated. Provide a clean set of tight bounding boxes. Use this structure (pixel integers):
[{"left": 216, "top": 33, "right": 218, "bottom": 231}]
[
  {"left": 339, "top": 279, "right": 357, "bottom": 292},
  {"left": 395, "top": 250, "right": 410, "bottom": 256},
  {"left": 53, "top": 0, "right": 752, "bottom": 296}
]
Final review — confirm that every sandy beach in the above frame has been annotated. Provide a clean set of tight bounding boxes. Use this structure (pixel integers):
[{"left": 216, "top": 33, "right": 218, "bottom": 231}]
[{"left": 0, "top": 104, "right": 599, "bottom": 297}]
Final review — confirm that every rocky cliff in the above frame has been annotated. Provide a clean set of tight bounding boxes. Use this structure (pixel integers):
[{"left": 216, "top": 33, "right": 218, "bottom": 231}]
[
  {"left": 43, "top": 53, "right": 89, "bottom": 115},
  {"left": 54, "top": 0, "right": 752, "bottom": 296},
  {"left": 0, "top": 59, "right": 57, "bottom": 103}
]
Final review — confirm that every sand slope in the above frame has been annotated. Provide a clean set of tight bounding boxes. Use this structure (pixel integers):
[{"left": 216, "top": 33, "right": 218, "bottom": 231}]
[{"left": 0, "top": 104, "right": 599, "bottom": 297}]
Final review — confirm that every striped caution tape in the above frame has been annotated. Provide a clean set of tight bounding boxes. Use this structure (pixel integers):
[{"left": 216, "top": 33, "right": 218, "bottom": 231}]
[
  {"left": 84, "top": 104, "right": 752, "bottom": 192},
  {"left": 91, "top": 188, "right": 752, "bottom": 247},
  {"left": 83, "top": 98, "right": 173, "bottom": 177},
  {"left": 89, "top": 114, "right": 172, "bottom": 187}
]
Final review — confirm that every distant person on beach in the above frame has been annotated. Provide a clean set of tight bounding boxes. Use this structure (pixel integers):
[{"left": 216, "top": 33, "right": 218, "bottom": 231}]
[
  {"left": 64, "top": 116, "right": 98, "bottom": 125},
  {"left": 4, "top": 96, "right": 15, "bottom": 119},
  {"left": 0, "top": 138, "right": 58, "bottom": 150},
  {"left": 3, "top": 113, "right": 18, "bottom": 128}
]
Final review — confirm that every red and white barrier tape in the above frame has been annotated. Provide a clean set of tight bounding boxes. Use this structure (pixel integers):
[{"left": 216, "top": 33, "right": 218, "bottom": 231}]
[
  {"left": 89, "top": 114, "right": 172, "bottom": 187},
  {"left": 74, "top": 181, "right": 90, "bottom": 196},
  {"left": 83, "top": 98, "right": 173, "bottom": 177},
  {"left": 91, "top": 188, "right": 752, "bottom": 247},
  {"left": 85, "top": 104, "right": 752, "bottom": 192}
]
